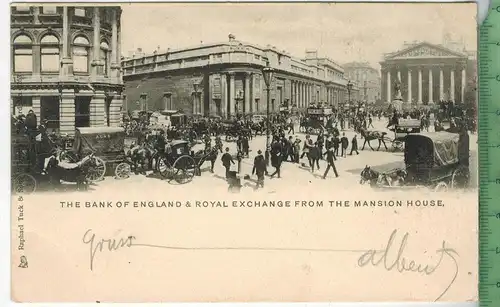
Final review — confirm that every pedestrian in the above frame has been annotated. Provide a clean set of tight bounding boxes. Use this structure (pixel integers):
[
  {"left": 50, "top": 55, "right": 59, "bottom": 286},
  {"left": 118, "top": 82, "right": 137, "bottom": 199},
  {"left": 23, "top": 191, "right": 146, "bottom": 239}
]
[
  {"left": 221, "top": 147, "right": 234, "bottom": 178},
  {"left": 236, "top": 150, "right": 243, "bottom": 173},
  {"left": 309, "top": 142, "right": 321, "bottom": 172},
  {"left": 287, "top": 118, "right": 295, "bottom": 134},
  {"left": 349, "top": 134, "right": 359, "bottom": 155},
  {"left": 317, "top": 132, "right": 324, "bottom": 159},
  {"left": 333, "top": 135, "right": 340, "bottom": 157},
  {"left": 242, "top": 135, "right": 249, "bottom": 157},
  {"left": 300, "top": 135, "right": 311, "bottom": 159},
  {"left": 252, "top": 150, "right": 266, "bottom": 189},
  {"left": 322, "top": 146, "right": 339, "bottom": 179},
  {"left": 340, "top": 133, "right": 349, "bottom": 158},
  {"left": 215, "top": 135, "right": 223, "bottom": 153},
  {"left": 270, "top": 139, "right": 283, "bottom": 178},
  {"left": 293, "top": 138, "right": 301, "bottom": 163}
]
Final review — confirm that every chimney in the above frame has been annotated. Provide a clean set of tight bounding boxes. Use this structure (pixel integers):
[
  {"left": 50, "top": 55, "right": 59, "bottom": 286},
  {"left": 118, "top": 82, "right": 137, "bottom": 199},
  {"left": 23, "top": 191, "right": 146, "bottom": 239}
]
[{"left": 305, "top": 49, "right": 318, "bottom": 59}]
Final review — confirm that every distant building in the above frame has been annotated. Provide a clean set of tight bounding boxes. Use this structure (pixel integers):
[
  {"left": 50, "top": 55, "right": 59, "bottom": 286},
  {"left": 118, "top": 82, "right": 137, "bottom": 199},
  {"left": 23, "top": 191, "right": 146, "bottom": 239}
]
[
  {"left": 11, "top": 5, "right": 124, "bottom": 134},
  {"left": 122, "top": 35, "right": 360, "bottom": 118},
  {"left": 379, "top": 39, "right": 476, "bottom": 105},
  {"left": 343, "top": 62, "right": 381, "bottom": 104}
]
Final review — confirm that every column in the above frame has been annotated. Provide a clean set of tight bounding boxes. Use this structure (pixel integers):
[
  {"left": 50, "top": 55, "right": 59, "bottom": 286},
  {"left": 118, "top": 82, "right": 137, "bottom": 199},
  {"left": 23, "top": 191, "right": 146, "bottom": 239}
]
[
  {"left": 386, "top": 70, "right": 391, "bottom": 102},
  {"left": 60, "top": 89, "right": 76, "bottom": 134},
  {"left": 32, "top": 97, "right": 41, "bottom": 122},
  {"left": 92, "top": 8, "right": 103, "bottom": 78},
  {"left": 250, "top": 74, "right": 256, "bottom": 114},
  {"left": 439, "top": 66, "right": 444, "bottom": 101},
  {"left": 110, "top": 8, "right": 120, "bottom": 79},
  {"left": 407, "top": 69, "right": 412, "bottom": 103},
  {"left": 450, "top": 68, "right": 455, "bottom": 101},
  {"left": 110, "top": 94, "right": 123, "bottom": 126},
  {"left": 91, "top": 91, "right": 105, "bottom": 126},
  {"left": 397, "top": 70, "right": 401, "bottom": 82},
  {"left": 428, "top": 68, "right": 434, "bottom": 104},
  {"left": 200, "top": 90, "right": 204, "bottom": 116},
  {"left": 417, "top": 68, "right": 423, "bottom": 104},
  {"left": 60, "top": 7, "right": 73, "bottom": 77},
  {"left": 461, "top": 67, "right": 466, "bottom": 103},
  {"left": 244, "top": 72, "right": 250, "bottom": 114},
  {"left": 228, "top": 72, "right": 235, "bottom": 118},
  {"left": 221, "top": 74, "right": 228, "bottom": 118}
]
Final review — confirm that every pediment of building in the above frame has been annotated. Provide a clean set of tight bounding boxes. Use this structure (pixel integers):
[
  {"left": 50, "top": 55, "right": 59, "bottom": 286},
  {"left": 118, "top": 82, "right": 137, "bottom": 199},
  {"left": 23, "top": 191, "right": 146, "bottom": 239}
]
[{"left": 386, "top": 42, "right": 466, "bottom": 60}]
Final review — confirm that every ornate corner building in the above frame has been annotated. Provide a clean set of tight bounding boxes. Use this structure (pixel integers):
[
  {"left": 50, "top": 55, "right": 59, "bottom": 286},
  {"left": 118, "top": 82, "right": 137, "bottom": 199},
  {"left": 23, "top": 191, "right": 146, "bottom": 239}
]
[
  {"left": 343, "top": 62, "right": 381, "bottom": 104},
  {"left": 11, "top": 5, "right": 124, "bottom": 135},
  {"left": 122, "top": 36, "right": 361, "bottom": 118}
]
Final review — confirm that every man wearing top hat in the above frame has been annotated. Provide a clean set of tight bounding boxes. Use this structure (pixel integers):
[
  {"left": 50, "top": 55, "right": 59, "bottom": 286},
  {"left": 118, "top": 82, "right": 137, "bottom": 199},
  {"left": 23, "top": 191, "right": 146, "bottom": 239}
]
[{"left": 252, "top": 150, "right": 266, "bottom": 189}]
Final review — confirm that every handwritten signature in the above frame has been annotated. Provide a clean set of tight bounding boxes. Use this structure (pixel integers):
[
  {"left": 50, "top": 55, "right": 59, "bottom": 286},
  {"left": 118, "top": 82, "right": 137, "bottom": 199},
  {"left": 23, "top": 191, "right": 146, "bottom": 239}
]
[
  {"left": 357, "top": 229, "right": 459, "bottom": 301},
  {"left": 82, "top": 229, "right": 135, "bottom": 271},
  {"left": 82, "top": 228, "right": 459, "bottom": 301}
]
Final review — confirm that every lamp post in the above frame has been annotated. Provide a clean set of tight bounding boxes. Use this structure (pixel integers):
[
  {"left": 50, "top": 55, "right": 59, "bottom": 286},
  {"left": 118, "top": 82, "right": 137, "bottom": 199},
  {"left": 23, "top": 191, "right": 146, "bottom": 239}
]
[{"left": 262, "top": 62, "right": 274, "bottom": 166}]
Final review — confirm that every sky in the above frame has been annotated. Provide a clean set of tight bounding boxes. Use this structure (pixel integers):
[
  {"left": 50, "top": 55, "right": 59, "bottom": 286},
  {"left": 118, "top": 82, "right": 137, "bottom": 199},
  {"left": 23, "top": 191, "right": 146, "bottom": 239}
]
[{"left": 120, "top": 3, "right": 477, "bottom": 70}]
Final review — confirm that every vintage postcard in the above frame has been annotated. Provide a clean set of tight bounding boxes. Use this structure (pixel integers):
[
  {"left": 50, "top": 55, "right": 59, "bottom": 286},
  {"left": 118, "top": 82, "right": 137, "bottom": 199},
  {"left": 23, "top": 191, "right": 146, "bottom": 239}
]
[{"left": 10, "top": 2, "right": 478, "bottom": 302}]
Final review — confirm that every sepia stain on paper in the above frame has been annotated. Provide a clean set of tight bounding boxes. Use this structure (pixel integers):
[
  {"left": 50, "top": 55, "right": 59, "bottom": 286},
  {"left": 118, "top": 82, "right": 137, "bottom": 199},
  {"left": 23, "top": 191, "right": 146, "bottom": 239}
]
[{"left": 10, "top": 2, "right": 477, "bottom": 303}]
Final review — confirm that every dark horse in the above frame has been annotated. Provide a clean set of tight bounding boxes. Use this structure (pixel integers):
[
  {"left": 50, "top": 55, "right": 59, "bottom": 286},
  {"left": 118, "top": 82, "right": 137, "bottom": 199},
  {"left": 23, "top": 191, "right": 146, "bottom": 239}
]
[
  {"left": 360, "top": 165, "right": 407, "bottom": 187},
  {"left": 192, "top": 147, "right": 219, "bottom": 174},
  {"left": 358, "top": 128, "right": 388, "bottom": 151},
  {"left": 45, "top": 153, "right": 95, "bottom": 190},
  {"left": 124, "top": 133, "right": 163, "bottom": 174}
]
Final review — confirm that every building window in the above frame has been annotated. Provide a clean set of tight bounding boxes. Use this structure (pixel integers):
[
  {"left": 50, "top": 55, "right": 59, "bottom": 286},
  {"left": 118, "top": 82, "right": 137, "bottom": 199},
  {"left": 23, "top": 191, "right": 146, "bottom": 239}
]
[
  {"left": 40, "top": 34, "right": 60, "bottom": 72},
  {"left": 74, "top": 8, "right": 86, "bottom": 17},
  {"left": 100, "top": 41, "right": 110, "bottom": 76},
  {"left": 42, "top": 6, "right": 57, "bottom": 14},
  {"left": 13, "top": 6, "right": 31, "bottom": 14},
  {"left": 13, "top": 34, "right": 33, "bottom": 73},
  {"left": 72, "top": 36, "right": 90, "bottom": 73}
]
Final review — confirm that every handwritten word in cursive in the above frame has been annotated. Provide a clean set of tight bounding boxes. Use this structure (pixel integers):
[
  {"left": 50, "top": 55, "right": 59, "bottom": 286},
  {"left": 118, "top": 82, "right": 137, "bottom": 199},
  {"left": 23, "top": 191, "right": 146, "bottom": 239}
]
[
  {"left": 82, "top": 229, "right": 135, "bottom": 271},
  {"left": 357, "top": 229, "right": 459, "bottom": 301}
]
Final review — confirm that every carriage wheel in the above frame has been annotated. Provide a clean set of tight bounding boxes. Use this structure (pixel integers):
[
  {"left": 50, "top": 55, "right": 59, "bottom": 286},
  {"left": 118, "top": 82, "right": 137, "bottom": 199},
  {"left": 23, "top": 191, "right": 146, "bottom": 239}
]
[
  {"left": 86, "top": 156, "right": 106, "bottom": 182},
  {"left": 114, "top": 162, "right": 131, "bottom": 180},
  {"left": 451, "top": 166, "right": 470, "bottom": 189},
  {"left": 13, "top": 173, "right": 37, "bottom": 194},
  {"left": 391, "top": 139, "right": 403, "bottom": 151},
  {"left": 157, "top": 157, "right": 174, "bottom": 178},
  {"left": 434, "top": 181, "right": 448, "bottom": 192},
  {"left": 172, "top": 155, "right": 195, "bottom": 184}
]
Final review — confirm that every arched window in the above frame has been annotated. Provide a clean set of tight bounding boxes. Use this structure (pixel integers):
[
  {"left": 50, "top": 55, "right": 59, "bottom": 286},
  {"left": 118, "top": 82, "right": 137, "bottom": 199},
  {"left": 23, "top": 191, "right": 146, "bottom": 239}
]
[
  {"left": 13, "top": 34, "right": 33, "bottom": 73},
  {"left": 100, "top": 41, "right": 109, "bottom": 76},
  {"left": 40, "top": 34, "right": 60, "bottom": 72},
  {"left": 73, "top": 36, "right": 89, "bottom": 73}
]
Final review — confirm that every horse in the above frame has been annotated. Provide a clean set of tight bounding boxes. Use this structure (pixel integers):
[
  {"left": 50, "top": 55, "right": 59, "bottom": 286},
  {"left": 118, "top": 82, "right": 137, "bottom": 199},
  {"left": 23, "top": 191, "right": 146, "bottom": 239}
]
[
  {"left": 193, "top": 147, "right": 219, "bottom": 174},
  {"left": 124, "top": 134, "right": 163, "bottom": 174},
  {"left": 358, "top": 128, "right": 388, "bottom": 151},
  {"left": 45, "top": 153, "right": 95, "bottom": 190},
  {"left": 360, "top": 165, "right": 408, "bottom": 187}
]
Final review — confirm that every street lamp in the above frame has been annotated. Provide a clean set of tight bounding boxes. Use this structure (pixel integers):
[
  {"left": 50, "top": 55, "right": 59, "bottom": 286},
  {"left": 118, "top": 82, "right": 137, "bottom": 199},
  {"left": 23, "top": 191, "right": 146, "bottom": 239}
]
[{"left": 262, "top": 61, "right": 274, "bottom": 166}]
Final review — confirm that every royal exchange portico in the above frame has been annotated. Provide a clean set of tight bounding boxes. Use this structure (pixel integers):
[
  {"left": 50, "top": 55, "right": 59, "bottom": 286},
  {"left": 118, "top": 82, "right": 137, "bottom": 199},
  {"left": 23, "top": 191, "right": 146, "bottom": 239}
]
[{"left": 380, "top": 42, "right": 472, "bottom": 105}]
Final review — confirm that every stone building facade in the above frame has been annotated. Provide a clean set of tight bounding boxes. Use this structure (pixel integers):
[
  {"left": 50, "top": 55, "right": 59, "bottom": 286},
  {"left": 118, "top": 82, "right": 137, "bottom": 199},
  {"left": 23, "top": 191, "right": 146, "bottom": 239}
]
[
  {"left": 343, "top": 62, "right": 381, "bottom": 104},
  {"left": 380, "top": 41, "right": 476, "bottom": 105},
  {"left": 11, "top": 5, "right": 124, "bottom": 134},
  {"left": 122, "top": 36, "right": 360, "bottom": 118}
]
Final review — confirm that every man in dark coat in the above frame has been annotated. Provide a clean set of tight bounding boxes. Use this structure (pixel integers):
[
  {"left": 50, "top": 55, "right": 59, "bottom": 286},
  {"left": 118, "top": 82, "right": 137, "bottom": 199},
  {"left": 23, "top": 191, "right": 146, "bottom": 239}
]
[
  {"left": 333, "top": 135, "right": 340, "bottom": 157},
  {"left": 323, "top": 146, "right": 339, "bottom": 179},
  {"left": 242, "top": 135, "right": 250, "bottom": 157},
  {"left": 350, "top": 134, "right": 359, "bottom": 155},
  {"left": 340, "top": 133, "right": 349, "bottom": 158},
  {"left": 309, "top": 142, "right": 321, "bottom": 172},
  {"left": 252, "top": 150, "right": 266, "bottom": 188},
  {"left": 270, "top": 139, "right": 283, "bottom": 178},
  {"left": 25, "top": 110, "right": 37, "bottom": 136},
  {"left": 221, "top": 147, "right": 234, "bottom": 178}
]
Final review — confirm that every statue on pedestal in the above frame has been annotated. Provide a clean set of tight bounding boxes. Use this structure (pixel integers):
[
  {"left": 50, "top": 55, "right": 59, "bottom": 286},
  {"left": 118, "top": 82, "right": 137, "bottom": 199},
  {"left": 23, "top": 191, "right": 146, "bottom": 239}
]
[{"left": 391, "top": 80, "right": 404, "bottom": 112}]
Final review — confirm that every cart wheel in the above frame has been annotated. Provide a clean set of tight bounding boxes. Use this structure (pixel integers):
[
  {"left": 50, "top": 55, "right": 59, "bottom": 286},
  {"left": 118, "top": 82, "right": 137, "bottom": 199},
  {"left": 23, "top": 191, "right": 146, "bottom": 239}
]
[
  {"left": 86, "top": 156, "right": 106, "bottom": 182},
  {"left": 434, "top": 181, "right": 448, "bottom": 192},
  {"left": 157, "top": 156, "right": 174, "bottom": 178},
  {"left": 173, "top": 155, "right": 195, "bottom": 184},
  {"left": 13, "top": 173, "right": 37, "bottom": 194},
  {"left": 115, "top": 162, "right": 131, "bottom": 180},
  {"left": 451, "top": 166, "right": 470, "bottom": 189},
  {"left": 391, "top": 140, "right": 403, "bottom": 151}
]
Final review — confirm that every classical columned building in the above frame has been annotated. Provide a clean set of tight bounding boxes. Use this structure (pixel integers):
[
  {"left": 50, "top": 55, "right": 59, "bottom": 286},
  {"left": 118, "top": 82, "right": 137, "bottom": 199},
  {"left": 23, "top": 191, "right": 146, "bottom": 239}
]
[
  {"left": 380, "top": 41, "right": 474, "bottom": 105},
  {"left": 11, "top": 5, "right": 124, "bottom": 135},
  {"left": 122, "top": 36, "right": 357, "bottom": 118}
]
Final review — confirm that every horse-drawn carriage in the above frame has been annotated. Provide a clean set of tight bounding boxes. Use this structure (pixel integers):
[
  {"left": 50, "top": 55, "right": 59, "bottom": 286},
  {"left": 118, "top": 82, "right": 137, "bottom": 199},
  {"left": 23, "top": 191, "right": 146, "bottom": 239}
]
[
  {"left": 388, "top": 118, "right": 421, "bottom": 151},
  {"left": 361, "top": 131, "right": 470, "bottom": 192},
  {"left": 60, "top": 127, "right": 131, "bottom": 181},
  {"left": 11, "top": 131, "right": 97, "bottom": 193},
  {"left": 302, "top": 107, "right": 333, "bottom": 134}
]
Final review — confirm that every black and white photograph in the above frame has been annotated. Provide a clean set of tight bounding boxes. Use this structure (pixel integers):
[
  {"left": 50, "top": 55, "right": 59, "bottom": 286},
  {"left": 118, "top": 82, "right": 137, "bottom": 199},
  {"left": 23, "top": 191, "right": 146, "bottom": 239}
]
[{"left": 10, "top": 2, "right": 478, "bottom": 303}]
